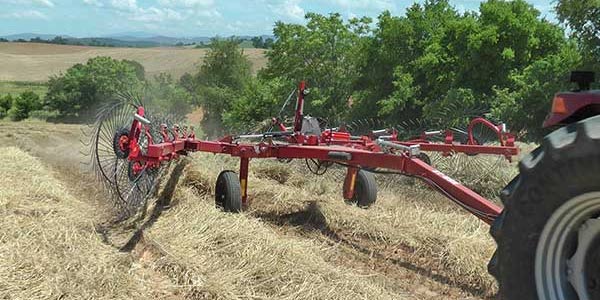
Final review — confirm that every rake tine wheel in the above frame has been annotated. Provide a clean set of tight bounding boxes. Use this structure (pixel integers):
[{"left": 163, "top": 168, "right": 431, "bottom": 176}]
[
  {"left": 431, "top": 120, "right": 509, "bottom": 192},
  {"left": 89, "top": 95, "right": 171, "bottom": 219},
  {"left": 336, "top": 114, "right": 512, "bottom": 194}
]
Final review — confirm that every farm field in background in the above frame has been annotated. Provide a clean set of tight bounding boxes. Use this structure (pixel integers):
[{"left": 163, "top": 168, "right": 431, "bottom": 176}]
[
  {"left": 0, "top": 42, "right": 267, "bottom": 82},
  {"left": 0, "top": 81, "right": 48, "bottom": 97}
]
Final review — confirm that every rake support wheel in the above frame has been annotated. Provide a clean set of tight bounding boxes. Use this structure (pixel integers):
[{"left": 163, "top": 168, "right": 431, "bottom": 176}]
[
  {"left": 417, "top": 153, "right": 432, "bottom": 166},
  {"left": 349, "top": 169, "right": 377, "bottom": 208},
  {"left": 215, "top": 170, "right": 242, "bottom": 213},
  {"left": 489, "top": 115, "right": 600, "bottom": 300}
]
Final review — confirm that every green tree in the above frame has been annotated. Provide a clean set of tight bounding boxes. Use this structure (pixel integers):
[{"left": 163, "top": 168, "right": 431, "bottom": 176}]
[
  {"left": 51, "top": 36, "right": 68, "bottom": 45},
  {"left": 491, "top": 45, "right": 582, "bottom": 139},
  {"left": 351, "top": 0, "right": 570, "bottom": 131},
  {"left": 194, "top": 38, "right": 252, "bottom": 136},
  {"left": 0, "top": 94, "right": 13, "bottom": 118},
  {"left": 251, "top": 37, "right": 275, "bottom": 49},
  {"left": 469, "top": 0, "right": 564, "bottom": 92},
  {"left": 556, "top": 0, "right": 600, "bottom": 68},
  {"left": 147, "top": 73, "right": 193, "bottom": 116},
  {"left": 263, "top": 38, "right": 274, "bottom": 49},
  {"left": 375, "top": 67, "right": 419, "bottom": 120},
  {"left": 45, "top": 56, "right": 142, "bottom": 118},
  {"left": 251, "top": 36, "right": 263, "bottom": 48},
  {"left": 122, "top": 59, "right": 146, "bottom": 81},
  {"left": 423, "top": 88, "right": 478, "bottom": 127},
  {"left": 179, "top": 73, "right": 195, "bottom": 94},
  {"left": 8, "top": 91, "right": 42, "bottom": 121},
  {"left": 351, "top": 1, "right": 463, "bottom": 122},
  {"left": 263, "top": 13, "right": 371, "bottom": 120},
  {"left": 196, "top": 38, "right": 251, "bottom": 89},
  {"left": 223, "top": 77, "right": 292, "bottom": 131}
]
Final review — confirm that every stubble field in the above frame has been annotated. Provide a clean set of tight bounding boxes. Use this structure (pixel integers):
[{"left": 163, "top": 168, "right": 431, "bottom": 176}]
[{"left": 0, "top": 42, "right": 267, "bottom": 82}]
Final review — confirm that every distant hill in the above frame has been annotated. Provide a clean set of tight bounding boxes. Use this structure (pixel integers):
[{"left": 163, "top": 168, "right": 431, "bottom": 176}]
[
  {"left": 102, "top": 31, "right": 157, "bottom": 39},
  {"left": 104, "top": 32, "right": 212, "bottom": 45},
  {"left": 0, "top": 32, "right": 273, "bottom": 48},
  {"left": 1, "top": 33, "right": 73, "bottom": 41}
]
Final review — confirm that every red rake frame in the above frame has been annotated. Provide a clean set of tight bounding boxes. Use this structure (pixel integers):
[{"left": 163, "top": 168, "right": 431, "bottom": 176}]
[{"left": 123, "top": 82, "right": 518, "bottom": 224}]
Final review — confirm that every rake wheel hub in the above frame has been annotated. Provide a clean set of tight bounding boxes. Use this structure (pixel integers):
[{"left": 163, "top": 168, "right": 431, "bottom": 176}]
[
  {"left": 119, "top": 135, "right": 129, "bottom": 152},
  {"left": 113, "top": 128, "right": 131, "bottom": 159}
]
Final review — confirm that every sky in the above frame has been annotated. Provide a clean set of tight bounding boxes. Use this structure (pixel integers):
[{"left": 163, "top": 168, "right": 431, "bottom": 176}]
[{"left": 0, "top": 0, "right": 558, "bottom": 37}]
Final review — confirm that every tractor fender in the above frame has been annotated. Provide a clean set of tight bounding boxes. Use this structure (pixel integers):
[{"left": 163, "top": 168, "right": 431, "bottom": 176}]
[{"left": 543, "top": 91, "right": 600, "bottom": 128}]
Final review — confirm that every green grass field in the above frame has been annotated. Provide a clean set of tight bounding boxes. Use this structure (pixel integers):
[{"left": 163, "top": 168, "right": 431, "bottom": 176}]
[{"left": 0, "top": 81, "right": 48, "bottom": 98}]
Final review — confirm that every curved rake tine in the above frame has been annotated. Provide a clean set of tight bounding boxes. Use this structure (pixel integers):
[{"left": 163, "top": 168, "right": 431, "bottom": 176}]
[{"left": 84, "top": 85, "right": 174, "bottom": 221}]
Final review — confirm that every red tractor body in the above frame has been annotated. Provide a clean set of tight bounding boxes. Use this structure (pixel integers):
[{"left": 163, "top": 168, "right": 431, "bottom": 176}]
[
  {"left": 544, "top": 71, "right": 600, "bottom": 127},
  {"left": 544, "top": 90, "right": 600, "bottom": 127}
]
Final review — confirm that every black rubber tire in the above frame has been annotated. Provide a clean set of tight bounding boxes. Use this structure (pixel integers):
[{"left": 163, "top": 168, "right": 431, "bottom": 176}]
[
  {"left": 113, "top": 127, "right": 130, "bottom": 159},
  {"left": 489, "top": 115, "right": 600, "bottom": 300},
  {"left": 215, "top": 170, "right": 242, "bottom": 213},
  {"left": 418, "top": 153, "right": 432, "bottom": 166},
  {"left": 351, "top": 169, "right": 378, "bottom": 208}
]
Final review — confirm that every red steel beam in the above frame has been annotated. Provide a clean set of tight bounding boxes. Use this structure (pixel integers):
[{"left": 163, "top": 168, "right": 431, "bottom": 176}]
[
  {"left": 171, "top": 140, "right": 503, "bottom": 223},
  {"left": 145, "top": 136, "right": 505, "bottom": 223}
]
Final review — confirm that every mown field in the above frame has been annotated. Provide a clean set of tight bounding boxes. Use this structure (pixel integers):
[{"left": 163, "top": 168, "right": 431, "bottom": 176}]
[
  {"left": 0, "top": 120, "right": 524, "bottom": 299},
  {"left": 0, "top": 42, "right": 267, "bottom": 82}
]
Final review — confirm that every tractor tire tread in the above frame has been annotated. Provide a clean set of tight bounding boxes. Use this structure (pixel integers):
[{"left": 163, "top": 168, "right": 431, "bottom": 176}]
[{"left": 489, "top": 115, "right": 600, "bottom": 300}]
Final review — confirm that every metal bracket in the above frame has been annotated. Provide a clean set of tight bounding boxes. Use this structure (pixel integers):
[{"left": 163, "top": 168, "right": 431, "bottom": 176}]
[
  {"left": 376, "top": 139, "right": 421, "bottom": 157},
  {"left": 134, "top": 113, "right": 151, "bottom": 125}
]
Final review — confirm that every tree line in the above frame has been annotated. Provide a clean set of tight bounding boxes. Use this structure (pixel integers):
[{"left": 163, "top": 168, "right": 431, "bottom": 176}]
[
  {"left": 189, "top": 0, "right": 600, "bottom": 140},
  {"left": 2, "top": 0, "right": 598, "bottom": 142},
  {"left": 0, "top": 35, "right": 275, "bottom": 49},
  {"left": 182, "top": 0, "right": 600, "bottom": 140}
]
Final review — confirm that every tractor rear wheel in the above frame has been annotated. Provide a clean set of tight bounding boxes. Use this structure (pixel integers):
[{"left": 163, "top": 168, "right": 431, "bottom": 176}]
[
  {"left": 489, "top": 115, "right": 600, "bottom": 300},
  {"left": 215, "top": 170, "right": 242, "bottom": 213}
]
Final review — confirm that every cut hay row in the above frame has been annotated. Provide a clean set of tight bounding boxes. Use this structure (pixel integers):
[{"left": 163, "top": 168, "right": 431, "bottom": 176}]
[
  {"left": 140, "top": 158, "right": 410, "bottom": 299},
  {"left": 0, "top": 147, "right": 150, "bottom": 299},
  {"left": 0, "top": 146, "right": 409, "bottom": 299},
  {"left": 172, "top": 153, "right": 516, "bottom": 297}
]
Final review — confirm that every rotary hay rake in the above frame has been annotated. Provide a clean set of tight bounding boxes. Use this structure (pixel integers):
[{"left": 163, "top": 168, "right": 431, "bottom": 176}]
[
  {"left": 85, "top": 90, "right": 183, "bottom": 218},
  {"left": 89, "top": 81, "right": 518, "bottom": 224}
]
